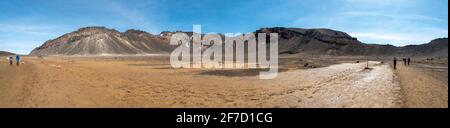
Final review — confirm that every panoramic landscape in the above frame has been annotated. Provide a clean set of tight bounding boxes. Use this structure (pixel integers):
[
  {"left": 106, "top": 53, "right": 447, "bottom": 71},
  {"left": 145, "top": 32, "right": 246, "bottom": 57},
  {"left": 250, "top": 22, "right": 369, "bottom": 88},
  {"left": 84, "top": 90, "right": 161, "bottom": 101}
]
[
  {"left": 0, "top": 0, "right": 448, "bottom": 108},
  {"left": 1, "top": 27, "right": 447, "bottom": 108}
]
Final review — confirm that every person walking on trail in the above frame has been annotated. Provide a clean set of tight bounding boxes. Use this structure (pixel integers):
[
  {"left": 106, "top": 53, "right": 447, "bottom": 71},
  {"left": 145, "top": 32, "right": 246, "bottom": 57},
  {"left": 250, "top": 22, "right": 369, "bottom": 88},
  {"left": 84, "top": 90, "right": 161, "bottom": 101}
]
[
  {"left": 393, "top": 57, "right": 397, "bottom": 70},
  {"left": 8, "top": 56, "right": 13, "bottom": 65},
  {"left": 15, "top": 55, "right": 20, "bottom": 66},
  {"left": 403, "top": 58, "right": 407, "bottom": 66},
  {"left": 407, "top": 58, "right": 411, "bottom": 66},
  {"left": 6, "top": 56, "right": 12, "bottom": 65}
]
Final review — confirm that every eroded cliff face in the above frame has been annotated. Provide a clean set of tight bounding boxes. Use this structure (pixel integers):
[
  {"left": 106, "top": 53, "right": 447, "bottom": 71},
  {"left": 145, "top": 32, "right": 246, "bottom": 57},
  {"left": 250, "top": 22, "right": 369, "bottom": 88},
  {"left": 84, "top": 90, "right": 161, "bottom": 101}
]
[
  {"left": 256, "top": 27, "right": 364, "bottom": 55},
  {"left": 30, "top": 27, "right": 174, "bottom": 56}
]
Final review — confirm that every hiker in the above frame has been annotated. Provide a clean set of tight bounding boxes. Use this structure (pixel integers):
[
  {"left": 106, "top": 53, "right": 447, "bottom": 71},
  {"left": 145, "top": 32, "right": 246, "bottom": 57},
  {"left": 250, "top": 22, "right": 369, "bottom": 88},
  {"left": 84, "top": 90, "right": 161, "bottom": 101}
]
[
  {"left": 15, "top": 55, "right": 20, "bottom": 66},
  {"left": 407, "top": 58, "right": 411, "bottom": 66},
  {"left": 403, "top": 58, "right": 407, "bottom": 66},
  {"left": 6, "top": 56, "right": 12, "bottom": 65},
  {"left": 393, "top": 57, "right": 397, "bottom": 70},
  {"left": 8, "top": 56, "right": 13, "bottom": 65}
]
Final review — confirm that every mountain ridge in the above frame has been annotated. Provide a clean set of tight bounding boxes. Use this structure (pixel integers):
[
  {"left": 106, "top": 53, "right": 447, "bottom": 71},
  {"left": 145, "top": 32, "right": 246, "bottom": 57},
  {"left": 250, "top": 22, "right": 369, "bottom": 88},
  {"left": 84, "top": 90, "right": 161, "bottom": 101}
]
[
  {"left": 0, "top": 51, "right": 15, "bottom": 56},
  {"left": 30, "top": 26, "right": 175, "bottom": 56},
  {"left": 29, "top": 26, "right": 448, "bottom": 57}
]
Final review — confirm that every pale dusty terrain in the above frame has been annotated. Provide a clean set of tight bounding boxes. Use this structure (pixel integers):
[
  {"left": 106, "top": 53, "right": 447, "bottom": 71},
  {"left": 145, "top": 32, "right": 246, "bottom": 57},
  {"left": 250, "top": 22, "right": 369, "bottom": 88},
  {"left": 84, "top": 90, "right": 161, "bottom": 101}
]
[{"left": 0, "top": 56, "right": 447, "bottom": 108}]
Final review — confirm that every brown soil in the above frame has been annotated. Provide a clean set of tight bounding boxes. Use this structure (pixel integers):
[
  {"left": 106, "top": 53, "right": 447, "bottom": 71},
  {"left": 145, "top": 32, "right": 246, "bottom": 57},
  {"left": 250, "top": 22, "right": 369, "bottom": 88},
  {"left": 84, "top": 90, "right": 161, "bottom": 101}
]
[
  {"left": 0, "top": 55, "right": 447, "bottom": 108},
  {"left": 394, "top": 61, "right": 448, "bottom": 108}
]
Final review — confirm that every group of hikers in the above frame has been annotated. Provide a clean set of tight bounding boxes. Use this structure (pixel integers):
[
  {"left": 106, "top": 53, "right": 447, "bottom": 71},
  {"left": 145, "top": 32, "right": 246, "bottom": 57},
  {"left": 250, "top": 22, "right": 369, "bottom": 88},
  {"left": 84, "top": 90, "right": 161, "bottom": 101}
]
[
  {"left": 5, "top": 55, "right": 21, "bottom": 66},
  {"left": 393, "top": 57, "right": 411, "bottom": 70}
]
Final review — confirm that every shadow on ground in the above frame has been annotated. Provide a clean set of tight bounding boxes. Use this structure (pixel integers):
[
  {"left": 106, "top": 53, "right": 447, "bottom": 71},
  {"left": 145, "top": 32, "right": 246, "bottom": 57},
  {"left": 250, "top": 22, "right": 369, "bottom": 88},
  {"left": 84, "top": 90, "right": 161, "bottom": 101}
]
[{"left": 199, "top": 68, "right": 290, "bottom": 77}]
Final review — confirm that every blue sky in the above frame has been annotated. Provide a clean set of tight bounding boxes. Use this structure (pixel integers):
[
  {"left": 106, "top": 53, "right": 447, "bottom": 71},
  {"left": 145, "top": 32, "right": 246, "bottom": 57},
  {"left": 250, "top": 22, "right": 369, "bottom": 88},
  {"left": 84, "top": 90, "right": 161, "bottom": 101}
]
[{"left": 0, "top": 0, "right": 448, "bottom": 54}]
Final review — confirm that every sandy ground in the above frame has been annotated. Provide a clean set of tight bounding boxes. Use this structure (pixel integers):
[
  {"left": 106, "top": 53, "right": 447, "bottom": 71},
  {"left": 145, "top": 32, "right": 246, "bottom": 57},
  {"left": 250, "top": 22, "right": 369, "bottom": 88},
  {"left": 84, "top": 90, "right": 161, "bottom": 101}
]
[
  {"left": 394, "top": 61, "right": 448, "bottom": 108},
  {"left": 0, "top": 56, "right": 447, "bottom": 108}
]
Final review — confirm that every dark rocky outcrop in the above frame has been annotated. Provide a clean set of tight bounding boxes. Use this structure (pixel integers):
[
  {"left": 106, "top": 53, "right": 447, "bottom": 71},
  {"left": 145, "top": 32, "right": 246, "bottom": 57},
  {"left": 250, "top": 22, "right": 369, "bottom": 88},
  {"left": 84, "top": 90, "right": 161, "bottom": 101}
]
[{"left": 257, "top": 27, "right": 447, "bottom": 57}]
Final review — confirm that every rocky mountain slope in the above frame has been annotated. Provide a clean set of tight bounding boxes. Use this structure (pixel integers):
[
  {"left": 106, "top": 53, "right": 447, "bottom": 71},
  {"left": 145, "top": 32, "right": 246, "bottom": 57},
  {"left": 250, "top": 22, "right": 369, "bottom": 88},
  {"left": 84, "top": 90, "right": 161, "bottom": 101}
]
[
  {"left": 257, "top": 27, "right": 447, "bottom": 57},
  {"left": 401, "top": 38, "right": 448, "bottom": 57},
  {"left": 256, "top": 27, "right": 364, "bottom": 55},
  {"left": 30, "top": 26, "right": 447, "bottom": 57},
  {"left": 30, "top": 27, "right": 175, "bottom": 56}
]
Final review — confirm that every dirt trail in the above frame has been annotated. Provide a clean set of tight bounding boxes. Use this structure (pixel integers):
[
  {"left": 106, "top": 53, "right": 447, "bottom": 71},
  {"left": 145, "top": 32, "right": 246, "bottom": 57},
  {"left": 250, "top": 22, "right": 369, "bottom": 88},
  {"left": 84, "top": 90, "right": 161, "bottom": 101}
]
[
  {"left": 265, "top": 61, "right": 402, "bottom": 108},
  {"left": 395, "top": 63, "right": 448, "bottom": 108},
  {"left": 0, "top": 60, "right": 37, "bottom": 107}
]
